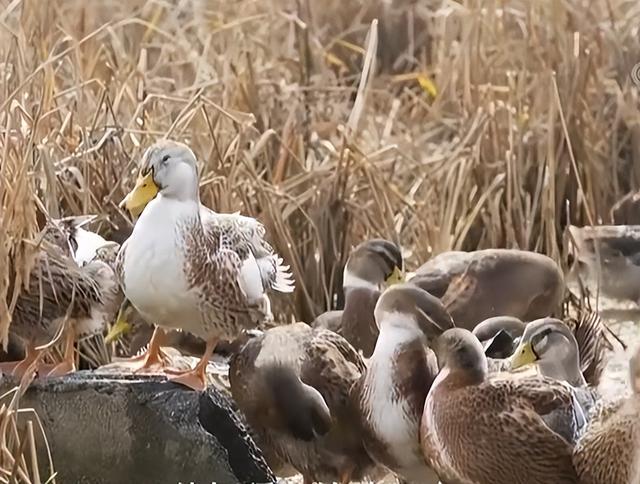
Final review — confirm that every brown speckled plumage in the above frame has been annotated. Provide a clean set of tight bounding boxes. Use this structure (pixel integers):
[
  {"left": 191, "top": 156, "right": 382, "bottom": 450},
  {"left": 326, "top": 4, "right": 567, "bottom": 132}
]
[
  {"left": 229, "top": 323, "right": 381, "bottom": 483},
  {"left": 10, "top": 240, "right": 104, "bottom": 346},
  {"left": 178, "top": 215, "right": 259, "bottom": 337},
  {"left": 421, "top": 328, "right": 581, "bottom": 484},
  {"left": 573, "top": 347, "right": 640, "bottom": 484}
]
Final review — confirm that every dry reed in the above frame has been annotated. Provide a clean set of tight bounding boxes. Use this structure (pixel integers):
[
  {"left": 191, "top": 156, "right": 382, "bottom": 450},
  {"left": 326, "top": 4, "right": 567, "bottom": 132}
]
[{"left": 2, "top": 0, "right": 640, "bottom": 325}]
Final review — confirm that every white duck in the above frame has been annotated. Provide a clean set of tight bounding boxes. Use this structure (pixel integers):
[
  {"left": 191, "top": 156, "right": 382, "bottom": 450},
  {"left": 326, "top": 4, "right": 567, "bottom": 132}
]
[{"left": 114, "top": 139, "right": 294, "bottom": 390}]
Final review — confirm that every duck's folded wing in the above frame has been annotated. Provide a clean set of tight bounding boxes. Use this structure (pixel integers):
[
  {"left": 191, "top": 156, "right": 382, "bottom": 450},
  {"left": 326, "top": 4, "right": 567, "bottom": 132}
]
[
  {"left": 572, "top": 310, "right": 609, "bottom": 386},
  {"left": 200, "top": 208, "right": 294, "bottom": 294},
  {"left": 18, "top": 246, "right": 103, "bottom": 322},
  {"left": 499, "top": 375, "right": 588, "bottom": 444},
  {"left": 311, "top": 328, "right": 367, "bottom": 374},
  {"left": 302, "top": 329, "right": 366, "bottom": 411}
]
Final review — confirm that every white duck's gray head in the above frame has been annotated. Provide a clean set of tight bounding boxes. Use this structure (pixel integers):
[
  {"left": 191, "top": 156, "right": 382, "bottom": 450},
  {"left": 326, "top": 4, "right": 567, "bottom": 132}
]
[
  {"left": 509, "top": 317, "right": 585, "bottom": 387},
  {"left": 120, "top": 140, "right": 199, "bottom": 216}
]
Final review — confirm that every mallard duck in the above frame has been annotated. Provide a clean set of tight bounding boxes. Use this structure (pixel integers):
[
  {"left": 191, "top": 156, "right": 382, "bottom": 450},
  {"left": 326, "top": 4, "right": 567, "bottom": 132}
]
[
  {"left": 229, "top": 322, "right": 382, "bottom": 484},
  {"left": 352, "top": 283, "right": 454, "bottom": 484},
  {"left": 421, "top": 327, "right": 585, "bottom": 484},
  {"left": 114, "top": 140, "right": 294, "bottom": 391},
  {"left": 311, "top": 238, "right": 404, "bottom": 357},
  {"left": 509, "top": 317, "right": 604, "bottom": 388},
  {"left": 1, "top": 223, "right": 117, "bottom": 378},
  {"left": 44, "top": 218, "right": 122, "bottom": 376},
  {"left": 472, "top": 316, "right": 526, "bottom": 359},
  {"left": 567, "top": 224, "right": 640, "bottom": 304},
  {"left": 409, "top": 249, "right": 564, "bottom": 330},
  {"left": 508, "top": 317, "right": 605, "bottom": 422},
  {"left": 573, "top": 346, "right": 640, "bottom": 484}
]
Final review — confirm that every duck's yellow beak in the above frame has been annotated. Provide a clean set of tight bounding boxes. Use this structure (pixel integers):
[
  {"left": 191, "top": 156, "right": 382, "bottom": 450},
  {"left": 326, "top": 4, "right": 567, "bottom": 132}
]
[
  {"left": 119, "top": 171, "right": 158, "bottom": 218},
  {"left": 509, "top": 341, "right": 538, "bottom": 370},
  {"left": 105, "top": 301, "right": 133, "bottom": 344},
  {"left": 385, "top": 266, "right": 405, "bottom": 286}
]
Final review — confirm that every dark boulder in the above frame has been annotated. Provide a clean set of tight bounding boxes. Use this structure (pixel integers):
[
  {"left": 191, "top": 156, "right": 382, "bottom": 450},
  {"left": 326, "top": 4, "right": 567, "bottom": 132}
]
[{"left": 3, "top": 371, "right": 275, "bottom": 484}]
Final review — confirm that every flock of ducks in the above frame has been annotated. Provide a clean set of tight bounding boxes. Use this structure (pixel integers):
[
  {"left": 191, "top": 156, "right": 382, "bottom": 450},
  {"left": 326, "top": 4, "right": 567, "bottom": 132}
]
[{"left": 3, "top": 139, "right": 640, "bottom": 484}]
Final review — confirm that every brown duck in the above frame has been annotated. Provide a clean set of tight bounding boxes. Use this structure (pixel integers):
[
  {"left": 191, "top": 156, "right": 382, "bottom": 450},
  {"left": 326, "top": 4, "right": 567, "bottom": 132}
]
[
  {"left": 1, "top": 222, "right": 118, "bottom": 377},
  {"left": 573, "top": 345, "right": 640, "bottom": 484},
  {"left": 352, "top": 283, "right": 454, "bottom": 484},
  {"left": 312, "top": 238, "right": 404, "bottom": 357},
  {"left": 421, "top": 328, "right": 584, "bottom": 484},
  {"left": 410, "top": 249, "right": 564, "bottom": 330},
  {"left": 229, "top": 322, "right": 382, "bottom": 484}
]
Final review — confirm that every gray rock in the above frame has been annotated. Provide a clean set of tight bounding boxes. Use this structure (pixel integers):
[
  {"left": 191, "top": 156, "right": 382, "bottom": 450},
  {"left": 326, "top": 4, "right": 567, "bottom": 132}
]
[{"left": 2, "top": 371, "right": 275, "bottom": 484}]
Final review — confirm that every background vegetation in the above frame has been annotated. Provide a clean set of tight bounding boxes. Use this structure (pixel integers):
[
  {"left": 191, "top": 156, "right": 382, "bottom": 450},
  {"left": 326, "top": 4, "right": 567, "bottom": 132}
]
[{"left": 2, "top": 0, "right": 640, "bottom": 336}]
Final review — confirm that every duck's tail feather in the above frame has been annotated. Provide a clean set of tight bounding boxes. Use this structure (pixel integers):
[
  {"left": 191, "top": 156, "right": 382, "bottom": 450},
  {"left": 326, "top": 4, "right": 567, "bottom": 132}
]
[
  {"left": 573, "top": 310, "right": 608, "bottom": 387},
  {"left": 264, "top": 255, "right": 295, "bottom": 293}
]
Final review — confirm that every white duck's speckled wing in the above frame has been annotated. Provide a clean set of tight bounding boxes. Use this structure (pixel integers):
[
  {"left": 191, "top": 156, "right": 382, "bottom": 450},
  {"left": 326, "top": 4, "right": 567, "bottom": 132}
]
[
  {"left": 199, "top": 207, "right": 295, "bottom": 294},
  {"left": 171, "top": 209, "right": 292, "bottom": 337}
]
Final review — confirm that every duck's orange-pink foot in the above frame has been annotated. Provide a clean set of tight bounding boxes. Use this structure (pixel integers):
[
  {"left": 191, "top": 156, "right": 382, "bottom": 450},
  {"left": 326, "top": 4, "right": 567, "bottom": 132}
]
[
  {"left": 166, "top": 367, "right": 208, "bottom": 392},
  {"left": 46, "top": 359, "right": 76, "bottom": 378}
]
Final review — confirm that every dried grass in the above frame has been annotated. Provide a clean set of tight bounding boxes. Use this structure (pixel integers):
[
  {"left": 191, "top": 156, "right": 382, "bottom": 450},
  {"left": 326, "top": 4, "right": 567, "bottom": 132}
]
[
  {"left": 2, "top": 0, "right": 640, "bottom": 326},
  {"left": 0, "top": 380, "right": 55, "bottom": 484}
]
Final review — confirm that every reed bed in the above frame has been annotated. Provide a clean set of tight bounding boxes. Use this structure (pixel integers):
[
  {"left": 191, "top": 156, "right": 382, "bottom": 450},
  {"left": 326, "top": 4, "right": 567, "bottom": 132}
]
[{"left": 1, "top": 0, "right": 639, "bottom": 325}]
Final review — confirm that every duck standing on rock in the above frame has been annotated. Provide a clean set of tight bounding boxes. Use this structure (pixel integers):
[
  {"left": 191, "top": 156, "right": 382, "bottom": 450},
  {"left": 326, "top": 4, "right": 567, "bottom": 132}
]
[
  {"left": 352, "top": 283, "right": 454, "bottom": 484},
  {"left": 229, "top": 322, "right": 382, "bottom": 484},
  {"left": 47, "top": 216, "right": 123, "bottom": 374},
  {"left": 115, "top": 140, "right": 294, "bottom": 391},
  {"left": 1, "top": 221, "right": 119, "bottom": 378},
  {"left": 410, "top": 249, "right": 565, "bottom": 330},
  {"left": 312, "top": 238, "right": 404, "bottom": 357}
]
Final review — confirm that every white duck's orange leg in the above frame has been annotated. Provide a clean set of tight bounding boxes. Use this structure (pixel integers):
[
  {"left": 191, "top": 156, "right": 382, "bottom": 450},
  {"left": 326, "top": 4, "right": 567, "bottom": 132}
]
[
  {"left": 165, "top": 337, "right": 218, "bottom": 391},
  {"left": 132, "top": 327, "right": 168, "bottom": 372},
  {"left": 109, "top": 326, "right": 168, "bottom": 372}
]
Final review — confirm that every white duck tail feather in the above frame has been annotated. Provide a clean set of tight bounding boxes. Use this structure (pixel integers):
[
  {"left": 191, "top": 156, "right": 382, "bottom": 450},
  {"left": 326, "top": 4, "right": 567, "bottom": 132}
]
[
  {"left": 268, "top": 255, "right": 295, "bottom": 293},
  {"left": 201, "top": 205, "right": 295, "bottom": 293}
]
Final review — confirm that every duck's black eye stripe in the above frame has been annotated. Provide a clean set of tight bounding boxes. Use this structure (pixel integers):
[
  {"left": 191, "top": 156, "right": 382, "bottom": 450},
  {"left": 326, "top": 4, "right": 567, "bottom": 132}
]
[{"left": 372, "top": 244, "right": 402, "bottom": 272}]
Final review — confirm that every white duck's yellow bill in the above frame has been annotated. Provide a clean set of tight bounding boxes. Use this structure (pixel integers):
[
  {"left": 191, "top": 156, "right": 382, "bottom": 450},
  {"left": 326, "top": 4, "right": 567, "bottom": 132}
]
[{"left": 119, "top": 172, "right": 159, "bottom": 217}]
